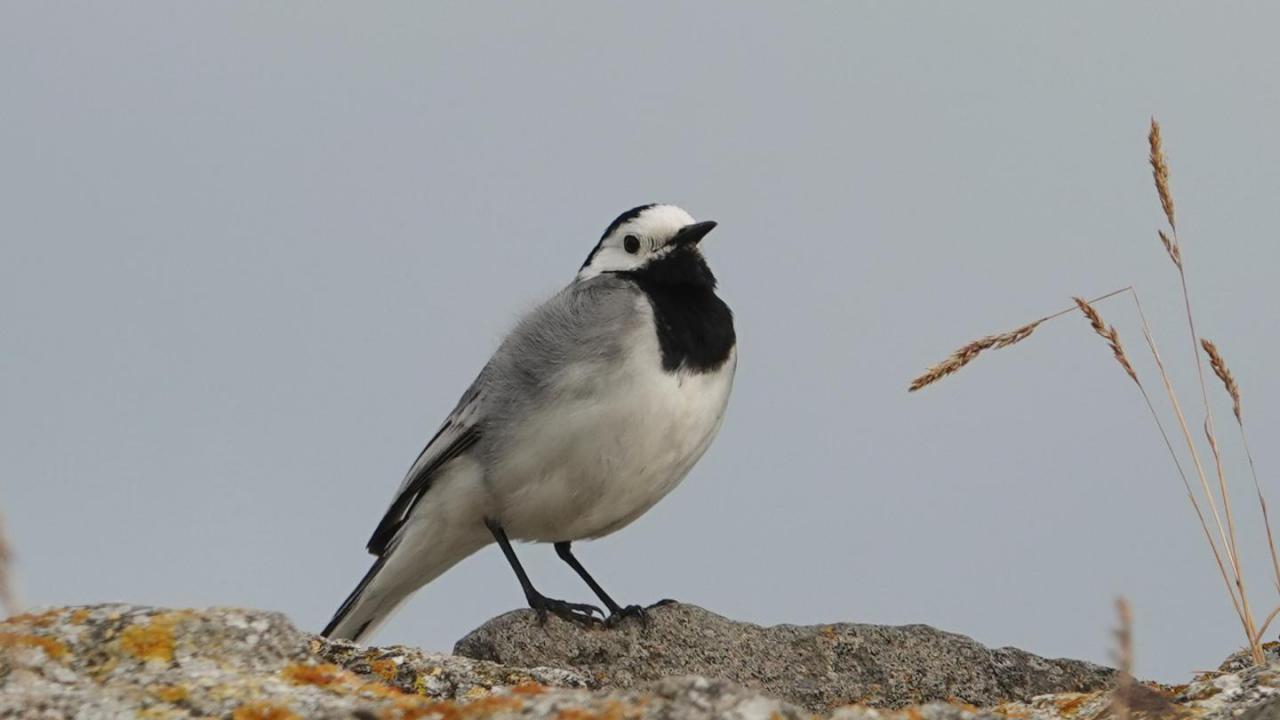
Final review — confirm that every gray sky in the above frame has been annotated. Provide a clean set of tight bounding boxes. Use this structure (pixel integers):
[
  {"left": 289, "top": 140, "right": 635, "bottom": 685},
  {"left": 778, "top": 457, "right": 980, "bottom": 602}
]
[{"left": 4, "top": 2, "right": 1279, "bottom": 683}]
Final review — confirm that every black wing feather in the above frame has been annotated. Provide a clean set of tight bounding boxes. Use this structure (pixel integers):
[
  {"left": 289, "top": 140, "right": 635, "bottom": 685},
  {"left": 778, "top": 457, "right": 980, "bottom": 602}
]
[{"left": 365, "top": 425, "right": 482, "bottom": 555}]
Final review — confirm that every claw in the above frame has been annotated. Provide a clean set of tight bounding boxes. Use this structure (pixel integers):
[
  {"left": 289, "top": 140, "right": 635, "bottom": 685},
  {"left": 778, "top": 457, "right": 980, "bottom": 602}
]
[
  {"left": 606, "top": 604, "right": 650, "bottom": 628},
  {"left": 529, "top": 594, "right": 604, "bottom": 626}
]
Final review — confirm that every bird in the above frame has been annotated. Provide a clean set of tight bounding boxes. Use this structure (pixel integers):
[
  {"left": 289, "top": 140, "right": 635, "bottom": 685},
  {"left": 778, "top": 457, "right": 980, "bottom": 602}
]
[{"left": 322, "top": 204, "right": 737, "bottom": 642}]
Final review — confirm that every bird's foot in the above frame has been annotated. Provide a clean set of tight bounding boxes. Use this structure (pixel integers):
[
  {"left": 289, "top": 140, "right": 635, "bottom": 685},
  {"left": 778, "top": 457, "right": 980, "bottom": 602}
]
[
  {"left": 605, "top": 604, "right": 650, "bottom": 628},
  {"left": 528, "top": 594, "right": 604, "bottom": 626}
]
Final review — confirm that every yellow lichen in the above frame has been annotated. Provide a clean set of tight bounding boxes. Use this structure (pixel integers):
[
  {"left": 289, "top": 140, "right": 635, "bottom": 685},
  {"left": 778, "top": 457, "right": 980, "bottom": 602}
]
[
  {"left": 0, "top": 631, "right": 69, "bottom": 659},
  {"left": 231, "top": 701, "right": 302, "bottom": 720},
  {"left": 118, "top": 612, "right": 190, "bottom": 664},
  {"left": 119, "top": 618, "right": 177, "bottom": 663},
  {"left": 70, "top": 608, "right": 92, "bottom": 625},
  {"left": 149, "top": 685, "right": 189, "bottom": 703}
]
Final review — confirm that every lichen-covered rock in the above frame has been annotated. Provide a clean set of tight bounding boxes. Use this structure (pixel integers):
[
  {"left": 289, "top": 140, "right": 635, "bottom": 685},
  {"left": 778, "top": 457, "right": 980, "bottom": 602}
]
[
  {"left": 454, "top": 602, "right": 1116, "bottom": 712},
  {"left": 0, "top": 604, "right": 805, "bottom": 719},
  {"left": 315, "top": 636, "right": 589, "bottom": 698},
  {"left": 5, "top": 603, "right": 1280, "bottom": 720}
]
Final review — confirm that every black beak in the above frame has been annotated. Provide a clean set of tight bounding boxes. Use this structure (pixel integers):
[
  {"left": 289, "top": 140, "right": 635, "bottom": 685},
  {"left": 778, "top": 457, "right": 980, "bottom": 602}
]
[{"left": 672, "top": 220, "right": 718, "bottom": 247}]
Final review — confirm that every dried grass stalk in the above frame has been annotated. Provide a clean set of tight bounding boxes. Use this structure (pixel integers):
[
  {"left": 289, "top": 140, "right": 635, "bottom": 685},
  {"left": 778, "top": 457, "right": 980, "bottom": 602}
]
[
  {"left": 1111, "top": 596, "right": 1134, "bottom": 676},
  {"left": 0, "top": 513, "right": 15, "bottom": 617},
  {"left": 1200, "top": 336, "right": 1279, "bottom": 598},
  {"left": 907, "top": 320, "right": 1041, "bottom": 392},
  {"left": 908, "top": 288, "right": 1132, "bottom": 393},
  {"left": 1158, "top": 229, "right": 1182, "bottom": 269},
  {"left": 1111, "top": 597, "right": 1134, "bottom": 720},
  {"left": 1149, "top": 119, "right": 1176, "bottom": 231},
  {"left": 1072, "top": 297, "right": 1138, "bottom": 383},
  {"left": 1129, "top": 290, "right": 1248, "bottom": 632},
  {"left": 1201, "top": 339, "right": 1242, "bottom": 423},
  {"left": 1147, "top": 118, "right": 1263, "bottom": 662}
]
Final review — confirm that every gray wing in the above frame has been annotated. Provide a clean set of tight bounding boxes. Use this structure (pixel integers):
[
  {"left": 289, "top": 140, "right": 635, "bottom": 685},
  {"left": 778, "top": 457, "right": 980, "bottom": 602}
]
[
  {"left": 365, "top": 275, "right": 643, "bottom": 556},
  {"left": 366, "top": 378, "right": 486, "bottom": 555},
  {"left": 477, "top": 275, "right": 645, "bottom": 435}
]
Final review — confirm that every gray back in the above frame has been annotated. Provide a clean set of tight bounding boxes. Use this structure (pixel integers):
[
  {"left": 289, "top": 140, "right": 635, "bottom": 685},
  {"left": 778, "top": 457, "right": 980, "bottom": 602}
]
[{"left": 474, "top": 275, "right": 645, "bottom": 461}]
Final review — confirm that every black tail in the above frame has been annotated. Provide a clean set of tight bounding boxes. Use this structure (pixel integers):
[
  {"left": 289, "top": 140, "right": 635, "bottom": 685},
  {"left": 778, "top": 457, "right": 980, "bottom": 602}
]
[{"left": 322, "top": 553, "right": 389, "bottom": 641}]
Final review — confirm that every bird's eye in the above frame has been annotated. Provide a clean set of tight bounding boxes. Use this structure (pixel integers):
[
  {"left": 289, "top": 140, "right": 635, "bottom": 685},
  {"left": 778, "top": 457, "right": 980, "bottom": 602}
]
[{"left": 623, "top": 235, "right": 641, "bottom": 254}]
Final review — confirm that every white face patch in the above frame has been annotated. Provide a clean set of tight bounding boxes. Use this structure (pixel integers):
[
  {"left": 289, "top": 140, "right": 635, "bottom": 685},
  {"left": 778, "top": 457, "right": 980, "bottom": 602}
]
[{"left": 577, "top": 205, "right": 700, "bottom": 281}]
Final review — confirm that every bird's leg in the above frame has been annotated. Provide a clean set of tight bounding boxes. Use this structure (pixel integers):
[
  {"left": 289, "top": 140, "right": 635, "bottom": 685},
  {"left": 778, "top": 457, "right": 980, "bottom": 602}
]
[
  {"left": 554, "top": 541, "right": 648, "bottom": 626},
  {"left": 485, "top": 520, "right": 603, "bottom": 624}
]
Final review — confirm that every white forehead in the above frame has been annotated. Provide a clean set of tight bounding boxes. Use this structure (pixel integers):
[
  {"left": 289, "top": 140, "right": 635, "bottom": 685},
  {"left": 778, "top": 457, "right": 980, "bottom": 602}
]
[{"left": 608, "top": 204, "right": 696, "bottom": 240}]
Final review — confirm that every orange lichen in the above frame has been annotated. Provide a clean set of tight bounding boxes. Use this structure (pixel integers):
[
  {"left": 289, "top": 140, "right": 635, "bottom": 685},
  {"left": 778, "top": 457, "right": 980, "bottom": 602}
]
[
  {"left": 356, "top": 678, "right": 410, "bottom": 700},
  {"left": 3, "top": 609, "right": 62, "bottom": 628},
  {"left": 387, "top": 695, "right": 525, "bottom": 720},
  {"left": 282, "top": 662, "right": 346, "bottom": 687},
  {"left": 1054, "top": 694, "right": 1090, "bottom": 715},
  {"left": 231, "top": 701, "right": 302, "bottom": 720},
  {"left": 70, "top": 608, "right": 92, "bottom": 625},
  {"left": 0, "top": 631, "right": 69, "bottom": 659},
  {"left": 510, "top": 681, "right": 546, "bottom": 696},
  {"left": 149, "top": 685, "right": 189, "bottom": 703},
  {"left": 370, "top": 657, "right": 399, "bottom": 682}
]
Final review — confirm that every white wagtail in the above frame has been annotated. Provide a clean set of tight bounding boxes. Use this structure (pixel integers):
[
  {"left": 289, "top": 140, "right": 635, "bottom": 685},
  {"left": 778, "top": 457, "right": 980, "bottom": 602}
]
[{"left": 322, "top": 204, "right": 736, "bottom": 642}]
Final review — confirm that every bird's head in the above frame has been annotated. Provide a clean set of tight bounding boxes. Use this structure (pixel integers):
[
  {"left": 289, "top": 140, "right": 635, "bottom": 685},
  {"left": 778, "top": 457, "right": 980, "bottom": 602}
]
[{"left": 577, "top": 204, "right": 719, "bottom": 286}]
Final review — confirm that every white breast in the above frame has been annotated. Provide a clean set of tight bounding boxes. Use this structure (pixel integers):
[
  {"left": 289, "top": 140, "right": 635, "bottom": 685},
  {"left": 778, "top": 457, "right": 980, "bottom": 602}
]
[{"left": 492, "top": 298, "right": 737, "bottom": 542}]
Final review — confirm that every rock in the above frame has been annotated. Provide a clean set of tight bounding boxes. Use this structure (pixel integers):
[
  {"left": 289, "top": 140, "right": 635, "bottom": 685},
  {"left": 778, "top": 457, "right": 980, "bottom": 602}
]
[
  {"left": 0, "top": 604, "right": 807, "bottom": 719},
  {"left": 453, "top": 602, "right": 1116, "bottom": 712},
  {"left": 6, "top": 602, "right": 1279, "bottom": 720}
]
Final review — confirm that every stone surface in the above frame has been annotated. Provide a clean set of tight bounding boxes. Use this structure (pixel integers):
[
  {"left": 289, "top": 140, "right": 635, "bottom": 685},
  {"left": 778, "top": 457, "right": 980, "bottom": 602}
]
[
  {"left": 454, "top": 602, "right": 1116, "bottom": 712},
  {"left": 0, "top": 604, "right": 807, "bottom": 719},
  {"left": 3, "top": 603, "right": 1279, "bottom": 720}
]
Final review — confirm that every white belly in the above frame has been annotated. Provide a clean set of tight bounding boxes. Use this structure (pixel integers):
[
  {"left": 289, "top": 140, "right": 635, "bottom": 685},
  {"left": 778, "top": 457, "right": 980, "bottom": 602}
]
[{"left": 492, "top": 333, "right": 736, "bottom": 542}]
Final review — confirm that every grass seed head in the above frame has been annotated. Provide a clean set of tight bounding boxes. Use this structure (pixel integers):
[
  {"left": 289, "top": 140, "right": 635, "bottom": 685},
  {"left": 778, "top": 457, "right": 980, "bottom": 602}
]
[
  {"left": 1158, "top": 229, "right": 1181, "bottom": 269},
  {"left": 908, "top": 320, "right": 1041, "bottom": 392},
  {"left": 1073, "top": 297, "right": 1138, "bottom": 384},
  {"left": 1149, "top": 119, "right": 1176, "bottom": 231},
  {"left": 1201, "top": 338, "right": 1242, "bottom": 423}
]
